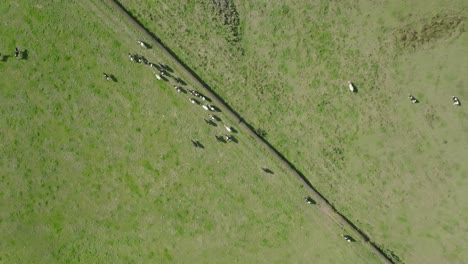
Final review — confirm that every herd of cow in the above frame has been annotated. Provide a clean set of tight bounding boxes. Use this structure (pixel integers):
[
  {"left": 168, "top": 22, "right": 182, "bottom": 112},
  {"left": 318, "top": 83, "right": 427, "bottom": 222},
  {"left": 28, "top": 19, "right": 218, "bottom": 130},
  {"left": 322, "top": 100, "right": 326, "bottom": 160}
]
[
  {"left": 123, "top": 40, "right": 239, "bottom": 147},
  {"left": 126, "top": 39, "right": 361, "bottom": 243}
]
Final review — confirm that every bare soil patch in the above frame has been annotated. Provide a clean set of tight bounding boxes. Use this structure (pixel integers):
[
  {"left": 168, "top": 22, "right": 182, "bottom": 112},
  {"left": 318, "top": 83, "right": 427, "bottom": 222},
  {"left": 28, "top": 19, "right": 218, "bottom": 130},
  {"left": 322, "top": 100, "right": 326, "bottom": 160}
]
[{"left": 395, "top": 12, "right": 465, "bottom": 50}]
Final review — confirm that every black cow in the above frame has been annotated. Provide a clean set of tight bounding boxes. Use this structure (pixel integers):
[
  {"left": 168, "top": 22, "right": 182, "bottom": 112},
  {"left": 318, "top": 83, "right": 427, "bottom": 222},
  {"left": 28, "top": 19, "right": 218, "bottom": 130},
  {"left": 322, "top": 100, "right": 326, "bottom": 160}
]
[
  {"left": 408, "top": 94, "right": 418, "bottom": 104},
  {"left": 341, "top": 234, "right": 355, "bottom": 242},
  {"left": 304, "top": 196, "right": 315, "bottom": 204}
]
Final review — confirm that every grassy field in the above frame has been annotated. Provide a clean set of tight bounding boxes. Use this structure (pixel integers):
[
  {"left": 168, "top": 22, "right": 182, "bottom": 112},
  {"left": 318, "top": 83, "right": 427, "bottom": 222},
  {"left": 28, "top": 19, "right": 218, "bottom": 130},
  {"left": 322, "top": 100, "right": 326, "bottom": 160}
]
[
  {"left": 0, "top": 1, "right": 383, "bottom": 263},
  {"left": 120, "top": 0, "right": 468, "bottom": 263}
]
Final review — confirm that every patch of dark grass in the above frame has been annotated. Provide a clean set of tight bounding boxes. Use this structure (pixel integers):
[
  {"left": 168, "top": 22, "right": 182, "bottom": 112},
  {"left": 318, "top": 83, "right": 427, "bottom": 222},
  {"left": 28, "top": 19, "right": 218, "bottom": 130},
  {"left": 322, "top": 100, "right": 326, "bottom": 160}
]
[{"left": 394, "top": 12, "right": 465, "bottom": 51}]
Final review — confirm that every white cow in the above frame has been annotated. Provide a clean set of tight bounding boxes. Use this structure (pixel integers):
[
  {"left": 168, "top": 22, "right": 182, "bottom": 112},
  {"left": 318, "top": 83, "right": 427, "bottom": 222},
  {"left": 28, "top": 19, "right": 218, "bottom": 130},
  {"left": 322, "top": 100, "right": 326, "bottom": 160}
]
[
  {"left": 137, "top": 40, "right": 149, "bottom": 49},
  {"left": 348, "top": 81, "right": 357, "bottom": 93},
  {"left": 128, "top": 53, "right": 135, "bottom": 62},
  {"left": 224, "top": 125, "right": 232, "bottom": 132}
]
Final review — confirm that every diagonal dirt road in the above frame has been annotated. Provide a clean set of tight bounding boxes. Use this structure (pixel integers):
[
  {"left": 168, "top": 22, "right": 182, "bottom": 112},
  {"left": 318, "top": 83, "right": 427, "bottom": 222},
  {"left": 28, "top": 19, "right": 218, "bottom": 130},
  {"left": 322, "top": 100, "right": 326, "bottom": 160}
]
[{"left": 85, "top": 0, "right": 396, "bottom": 263}]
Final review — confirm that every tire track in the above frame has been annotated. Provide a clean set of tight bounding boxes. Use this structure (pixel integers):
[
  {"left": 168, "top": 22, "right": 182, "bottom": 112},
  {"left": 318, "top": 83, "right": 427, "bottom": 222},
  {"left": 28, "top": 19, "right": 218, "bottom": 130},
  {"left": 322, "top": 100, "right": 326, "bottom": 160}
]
[{"left": 88, "top": 0, "right": 396, "bottom": 263}]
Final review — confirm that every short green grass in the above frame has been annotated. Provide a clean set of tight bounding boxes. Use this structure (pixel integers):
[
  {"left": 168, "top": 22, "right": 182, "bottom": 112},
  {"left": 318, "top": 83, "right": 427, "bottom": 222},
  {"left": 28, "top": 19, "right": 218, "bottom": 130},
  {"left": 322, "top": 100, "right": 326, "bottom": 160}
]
[
  {"left": 0, "top": 1, "right": 380, "bottom": 263},
  {"left": 120, "top": 0, "right": 468, "bottom": 263}
]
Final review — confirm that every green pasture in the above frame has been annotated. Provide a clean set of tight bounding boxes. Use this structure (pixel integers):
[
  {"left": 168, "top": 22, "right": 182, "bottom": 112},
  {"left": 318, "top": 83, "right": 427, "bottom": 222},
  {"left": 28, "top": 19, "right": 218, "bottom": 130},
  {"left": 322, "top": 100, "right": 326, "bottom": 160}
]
[
  {"left": 0, "top": 1, "right": 381, "bottom": 263},
  {"left": 121, "top": 0, "right": 468, "bottom": 263}
]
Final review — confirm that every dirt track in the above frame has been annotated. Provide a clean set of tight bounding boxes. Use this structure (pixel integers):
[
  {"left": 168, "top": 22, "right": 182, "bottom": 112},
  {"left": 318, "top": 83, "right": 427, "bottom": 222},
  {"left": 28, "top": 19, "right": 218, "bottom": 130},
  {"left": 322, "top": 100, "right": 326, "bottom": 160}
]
[{"left": 89, "top": 0, "right": 395, "bottom": 263}]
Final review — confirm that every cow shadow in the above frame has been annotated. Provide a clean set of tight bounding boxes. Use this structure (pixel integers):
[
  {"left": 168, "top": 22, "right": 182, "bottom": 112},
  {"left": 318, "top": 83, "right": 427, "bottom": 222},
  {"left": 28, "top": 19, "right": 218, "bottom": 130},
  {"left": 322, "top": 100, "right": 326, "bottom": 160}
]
[
  {"left": 204, "top": 119, "right": 217, "bottom": 127},
  {"left": 161, "top": 64, "right": 174, "bottom": 73},
  {"left": 215, "top": 135, "right": 226, "bottom": 143},
  {"left": 174, "top": 77, "right": 187, "bottom": 85},
  {"left": 22, "top": 49, "right": 28, "bottom": 60},
  {"left": 162, "top": 72, "right": 172, "bottom": 78},
  {"left": 229, "top": 135, "right": 238, "bottom": 143},
  {"left": 196, "top": 141, "right": 204, "bottom": 149},
  {"left": 1, "top": 55, "right": 10, "bottom": 62},
  {"left": 350, "top": 82, "right": 359, "bottom": 93},
  {"left": 110, "top": 75, "right": 118, "bottom": 82},
  {"left": 262, "top": 168, "right": 274, "bottom": 174}
]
